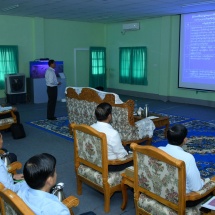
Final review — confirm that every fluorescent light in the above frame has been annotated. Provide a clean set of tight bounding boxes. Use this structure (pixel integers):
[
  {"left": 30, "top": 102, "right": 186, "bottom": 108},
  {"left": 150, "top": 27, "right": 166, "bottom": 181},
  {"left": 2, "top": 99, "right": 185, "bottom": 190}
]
[{"left": 2, "top": 4, "right": 19, "bottom": 12}]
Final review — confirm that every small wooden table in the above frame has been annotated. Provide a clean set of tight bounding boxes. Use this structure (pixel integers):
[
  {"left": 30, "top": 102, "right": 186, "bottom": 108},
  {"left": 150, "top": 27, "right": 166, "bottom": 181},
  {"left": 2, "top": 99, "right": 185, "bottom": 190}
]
[{"left": 134, "top": 113, "right": 170, "bottom": 137}]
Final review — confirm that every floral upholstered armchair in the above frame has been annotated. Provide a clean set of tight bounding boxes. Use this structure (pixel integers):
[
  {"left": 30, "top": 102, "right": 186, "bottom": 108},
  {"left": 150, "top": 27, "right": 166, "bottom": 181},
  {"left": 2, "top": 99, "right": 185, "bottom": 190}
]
[
  {"left": 66, "top": 87, "right": 152, "bottom": 145},
  {"left": 130, "top": 143, "right": 215, "bottom": 215},
  {"left": 0, "top": 183, "right": 35, "bottom": 215},
  {"left": 71, "top": 123, "right": 133, "bottom": 213}
]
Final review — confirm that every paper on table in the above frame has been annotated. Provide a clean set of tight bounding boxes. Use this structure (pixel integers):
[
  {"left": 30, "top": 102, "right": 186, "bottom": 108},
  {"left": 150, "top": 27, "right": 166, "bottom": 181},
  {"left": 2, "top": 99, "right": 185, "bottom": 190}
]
[
  {"left": 201, "top": 196, "right": 215, "bottom": 210},
  {"left": 148, "top": 116, "right": 159, "bottom": 119}
]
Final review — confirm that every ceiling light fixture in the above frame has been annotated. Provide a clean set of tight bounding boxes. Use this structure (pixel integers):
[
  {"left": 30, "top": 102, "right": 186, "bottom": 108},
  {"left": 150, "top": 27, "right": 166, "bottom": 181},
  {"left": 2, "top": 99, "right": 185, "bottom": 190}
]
[
  {"left": 2, "top": 4, "right": 19, "bottom": 12},
  {"left": 182, "top": 0, "right": 215, "bottom": 7}
]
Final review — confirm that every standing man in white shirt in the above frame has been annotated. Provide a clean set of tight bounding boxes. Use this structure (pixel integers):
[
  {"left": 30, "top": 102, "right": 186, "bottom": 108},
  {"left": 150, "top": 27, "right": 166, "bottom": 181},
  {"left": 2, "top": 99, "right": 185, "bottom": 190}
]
[
  {"left": 91, "top": 102, "right": 132, "bottom": 171},
  {"left": 159, "top": 124, "right": 205, "bottom": 194},
  {"left": 45, "top": 60, "right": 61, "bottom": 120}
]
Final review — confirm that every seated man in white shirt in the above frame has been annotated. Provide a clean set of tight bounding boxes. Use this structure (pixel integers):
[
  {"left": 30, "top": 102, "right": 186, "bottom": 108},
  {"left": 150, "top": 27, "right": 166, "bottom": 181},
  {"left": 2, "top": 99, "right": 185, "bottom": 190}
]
[
  {"left": 18, "top": 153, "right": 71, "bottom": 215},
  {"left": 18, "top": 153, "right": 96, "bottom": 215},
  {"left": 91, "top": 102, "right": 132, "bottom": 171},
  {"left": 159, "top": 124, "right": 205, "bottom": 194}
]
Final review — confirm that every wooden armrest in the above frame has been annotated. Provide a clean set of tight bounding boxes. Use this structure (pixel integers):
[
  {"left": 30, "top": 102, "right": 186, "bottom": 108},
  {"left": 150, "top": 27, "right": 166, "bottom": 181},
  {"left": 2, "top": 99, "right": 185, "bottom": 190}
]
[
  {"left": 0, "top": 149, "right": 5, "bottom": 155},
  {"left": 108, "top": 154, "right": 133, "bottom": 165},
  {"left": 186, "top": 179, "right": 215, "bottom": 201},
  {"left": 0, "top": 110, "right": 12, "bottom": 115},
  {"left": 7, "top": 161, "right": 22, "bottom": 174},
  {"left": 62, "top": 196, "right": 79, "bottom": 209},
  {"left": 0, "top": 110, "right": 16, "bottom": 122}
]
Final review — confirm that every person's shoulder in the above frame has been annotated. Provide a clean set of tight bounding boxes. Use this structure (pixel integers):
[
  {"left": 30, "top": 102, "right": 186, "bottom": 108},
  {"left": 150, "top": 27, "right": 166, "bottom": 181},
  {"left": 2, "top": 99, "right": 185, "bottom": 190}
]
[
  {"left": 43, "top": 195, "right": 69, "bottom": 214},
  {"left": 91, "top": 122, "right": 97, "bottom": 127},
  {"left": 179, "top": 149, "right": 195, "bottom": 163},
  {"left": 45, "top": 67, "right": 51, "bottom": 73},
  {"left": 108, "top": 126, "right": 120, "bottom": 136}
]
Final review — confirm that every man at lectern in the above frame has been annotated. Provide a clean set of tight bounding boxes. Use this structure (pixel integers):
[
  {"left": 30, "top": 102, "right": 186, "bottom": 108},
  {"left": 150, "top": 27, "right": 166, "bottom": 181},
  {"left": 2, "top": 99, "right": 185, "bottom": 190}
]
[{"left": 45, "top": 60, "right": 61, "bottom": 120}]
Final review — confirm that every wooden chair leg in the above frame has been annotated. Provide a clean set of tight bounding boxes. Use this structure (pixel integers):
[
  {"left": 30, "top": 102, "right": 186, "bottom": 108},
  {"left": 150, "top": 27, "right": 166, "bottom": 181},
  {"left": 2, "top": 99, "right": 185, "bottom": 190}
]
[
  {"left": 77, "top": 177, "right": 82, "bottom": 195},
  {"left": 121, "top": 183, "right": 128, "bottom": 210},
  {"left": 104, "top": 191, "right": 110, "bottom": 213},
  {"left": 69, "top": 208, "right": 74, "bottom": 215}
]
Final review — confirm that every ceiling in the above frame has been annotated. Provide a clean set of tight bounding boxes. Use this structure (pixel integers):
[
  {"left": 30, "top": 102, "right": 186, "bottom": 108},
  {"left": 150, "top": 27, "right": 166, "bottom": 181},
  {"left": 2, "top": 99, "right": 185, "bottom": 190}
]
[{"left": 0, "top": 0, "right": 215, "bottom": 24}]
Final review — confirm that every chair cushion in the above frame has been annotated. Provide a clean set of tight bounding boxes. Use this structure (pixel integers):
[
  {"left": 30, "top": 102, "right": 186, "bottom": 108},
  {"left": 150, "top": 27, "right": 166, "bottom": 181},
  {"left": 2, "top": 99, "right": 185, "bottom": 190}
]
[
  {"left": 137, "top": 152, "right": 179, "bottom": 204},
  {"left": 76, "top": 130, "right": 103, "bottom": 167},
  {"left": 138, "top": 193, "right": 201, "bottom": 215},
  {"left": 78, "top": 164, "right": 124, "bottom": 187},
  {"left": 67, "top": 98, "right": 97, "bottom": 126},
  {"left": 0, "top": 117, "right": 15, "bottom": 125},
  {"left": 196, "top": 180, "right": 215, "bottom": 195},
  {"left": 2, "top": 199, "right": 18, "bottom": 215}
]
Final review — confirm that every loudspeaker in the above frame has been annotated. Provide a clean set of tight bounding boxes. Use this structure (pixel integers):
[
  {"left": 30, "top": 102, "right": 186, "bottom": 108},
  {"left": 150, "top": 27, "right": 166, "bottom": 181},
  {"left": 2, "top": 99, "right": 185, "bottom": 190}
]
[{"left": 5, "top": 74, "right": 26, "bottom": 94}]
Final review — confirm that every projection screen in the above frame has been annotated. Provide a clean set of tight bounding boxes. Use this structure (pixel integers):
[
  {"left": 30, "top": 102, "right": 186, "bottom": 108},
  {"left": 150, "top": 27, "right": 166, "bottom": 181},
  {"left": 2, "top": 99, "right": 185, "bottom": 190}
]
[{"left": 179, "top": 10, "right": 215, "bottom": 91}]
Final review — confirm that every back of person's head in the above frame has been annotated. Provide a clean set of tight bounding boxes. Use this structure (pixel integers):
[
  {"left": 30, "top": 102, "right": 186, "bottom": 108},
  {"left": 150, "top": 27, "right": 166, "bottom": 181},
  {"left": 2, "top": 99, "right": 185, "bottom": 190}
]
[
  {"left": 48, "top": 59, "right": 55, "bottom": 66},
  {"left": 167, "top": 124, "right": 187, "bottom": 146},
  {"left": 95, "top": 102, "right": 112, "bottom": 121},
  {"left": 23, "top": 153, "right": 56, "bottom": 190}
]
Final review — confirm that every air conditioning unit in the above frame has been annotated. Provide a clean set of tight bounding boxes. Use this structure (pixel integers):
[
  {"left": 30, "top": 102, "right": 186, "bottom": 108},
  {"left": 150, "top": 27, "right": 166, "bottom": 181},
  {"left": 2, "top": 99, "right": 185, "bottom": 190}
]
[
  {"left": 5, "top": 73, "right": 26, "bottom": 94},
  {"left": 122, "top": 23, "right": 140, "bottom": 31}
]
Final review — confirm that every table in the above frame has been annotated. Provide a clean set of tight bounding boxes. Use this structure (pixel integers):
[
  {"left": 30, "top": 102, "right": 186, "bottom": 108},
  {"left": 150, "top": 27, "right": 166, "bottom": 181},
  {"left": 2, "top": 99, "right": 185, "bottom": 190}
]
[{"left": 134, "top": 113, "right": 170, "bottom": 137}]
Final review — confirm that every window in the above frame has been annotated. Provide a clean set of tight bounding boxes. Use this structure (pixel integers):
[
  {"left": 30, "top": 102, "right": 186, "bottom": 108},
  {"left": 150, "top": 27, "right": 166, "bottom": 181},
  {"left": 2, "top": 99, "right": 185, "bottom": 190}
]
[
  {"left": 0, "top": 46, "right": 18, "bottom": 89},
  {"left": 89, "top": 47, "right": 106, "bottom": 89},
  {"left": 119, "top": 47, "right": 147, "bottom": 85}
]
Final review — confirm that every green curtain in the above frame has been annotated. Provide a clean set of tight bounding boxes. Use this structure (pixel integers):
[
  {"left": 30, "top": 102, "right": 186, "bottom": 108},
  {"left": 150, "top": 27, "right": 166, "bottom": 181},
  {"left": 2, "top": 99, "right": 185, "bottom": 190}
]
[
  {"left": 119, "top": 47, "right": 148, "bottom": 85},
  {"left": 89, "top": 47, "right": 106, "bottom": 89},
  {"left": 0, "top": 46, "right": 18, "bottom": 89},
  {"left": 119, "top": 48, "right": 131, "bottom": 83}
]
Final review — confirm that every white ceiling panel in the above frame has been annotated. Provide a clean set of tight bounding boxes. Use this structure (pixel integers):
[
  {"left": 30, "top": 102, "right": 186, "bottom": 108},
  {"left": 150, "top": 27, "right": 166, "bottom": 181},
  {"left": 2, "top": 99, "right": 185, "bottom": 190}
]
[{"left": 0, "top": 0, "right": 215, "bottom": 23}]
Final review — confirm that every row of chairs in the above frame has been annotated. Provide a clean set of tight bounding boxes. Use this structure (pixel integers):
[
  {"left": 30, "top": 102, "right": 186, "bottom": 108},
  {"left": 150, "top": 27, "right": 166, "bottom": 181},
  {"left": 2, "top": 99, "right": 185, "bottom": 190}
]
[
  {"left": 72, "top": 123, "right": 215, "bottom": 214},
  {"left": 1, "top": 123, "right": 215, "bottom": 214}
]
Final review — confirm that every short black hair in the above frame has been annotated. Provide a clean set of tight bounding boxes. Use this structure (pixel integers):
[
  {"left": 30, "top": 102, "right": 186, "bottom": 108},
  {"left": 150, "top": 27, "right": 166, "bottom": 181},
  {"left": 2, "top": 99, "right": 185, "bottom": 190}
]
[
  {"left": 95, "top": 102, "right": 112, "bottom": 121},
  {"left": 23, "top": 153, "right": 56, "bottom": 190},
  {"left": 167, "top": 124, "right": 187, "bottom": 146},
  {"left": 48, "top": 59, "right": 55, "bottom": 66}
]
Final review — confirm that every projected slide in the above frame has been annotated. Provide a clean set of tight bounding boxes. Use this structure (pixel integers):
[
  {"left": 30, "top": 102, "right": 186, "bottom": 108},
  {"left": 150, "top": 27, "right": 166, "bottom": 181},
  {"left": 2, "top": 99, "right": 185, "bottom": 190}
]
[{"left": 179, "top": 11, "right": 215, "bottom": 91}]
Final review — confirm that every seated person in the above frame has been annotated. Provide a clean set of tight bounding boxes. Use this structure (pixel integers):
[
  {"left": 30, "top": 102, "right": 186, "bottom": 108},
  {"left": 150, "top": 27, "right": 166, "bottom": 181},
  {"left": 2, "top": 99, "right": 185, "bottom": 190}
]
[
  {"left": 0, "top": 133, "right": 25, "bottom": 192},
  {"left": 0, "top": 105, "right": 20, "bottom": 124},
  {"left": 91, "top": 102, "right": 132, "bottom": 171},
  {"left": 18, "top": 153, "right": 95, "bottom": 215},
  {"left": 159, "top": 124, "right": 205, "bottom": 193}
]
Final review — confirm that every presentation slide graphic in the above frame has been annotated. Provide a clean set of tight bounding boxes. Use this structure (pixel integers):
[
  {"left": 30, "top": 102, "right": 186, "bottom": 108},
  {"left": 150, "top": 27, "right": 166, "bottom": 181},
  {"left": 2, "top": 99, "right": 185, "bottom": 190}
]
[{"left": 180, "top": 11, "right": 215, "bottom": 90}]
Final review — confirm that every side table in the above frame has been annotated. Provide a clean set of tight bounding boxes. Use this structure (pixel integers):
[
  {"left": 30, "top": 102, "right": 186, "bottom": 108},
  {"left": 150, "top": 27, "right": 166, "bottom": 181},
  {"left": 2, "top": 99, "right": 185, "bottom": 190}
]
[{"left": 134, "top": 114, "right": 169, "bottom": 137}]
